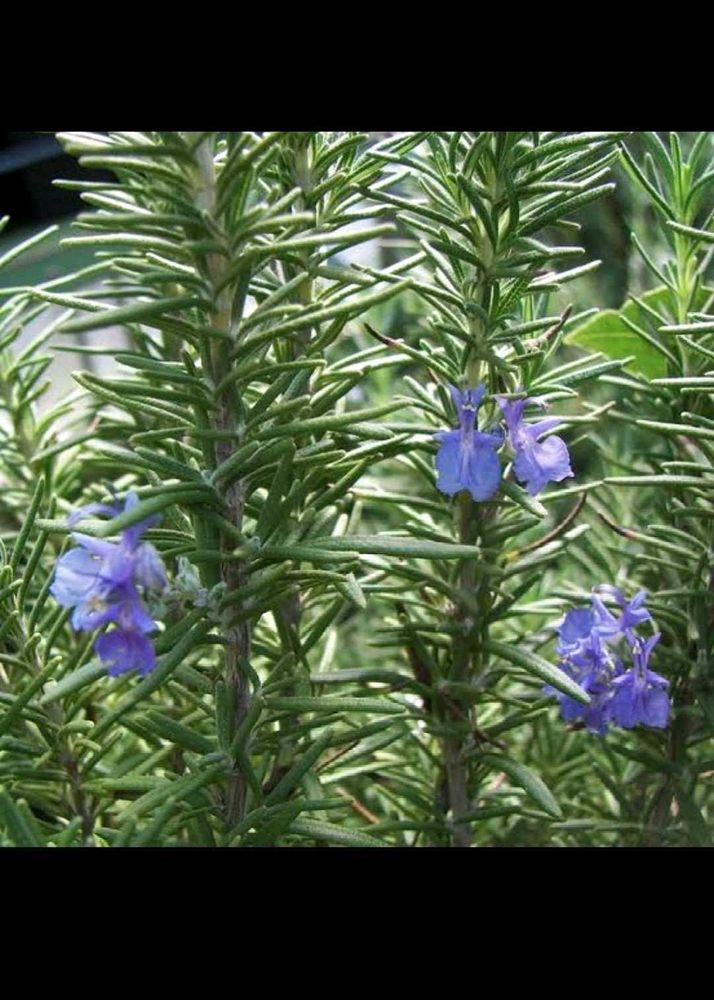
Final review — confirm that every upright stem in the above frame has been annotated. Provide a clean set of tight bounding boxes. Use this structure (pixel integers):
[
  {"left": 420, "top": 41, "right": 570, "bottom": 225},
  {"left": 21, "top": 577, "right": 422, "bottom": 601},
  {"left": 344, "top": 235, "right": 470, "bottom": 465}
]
[
  {"left": 192, "top": 135, "right": 252, "bottom": 828},
  {"left": 438, "top": 221, "right": 498, "bottom": 846},
  {"left": 443, "top": 738, "right": 470, "bottom": 847},
  {"left": 442, "top": 493, "right": 479, "bottom": 846}
]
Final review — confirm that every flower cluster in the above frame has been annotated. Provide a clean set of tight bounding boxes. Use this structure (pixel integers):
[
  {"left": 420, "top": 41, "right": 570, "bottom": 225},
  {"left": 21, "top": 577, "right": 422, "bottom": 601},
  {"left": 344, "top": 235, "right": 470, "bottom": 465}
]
[
  {"left": 546, "top": 586, "right": 670, "bottom": 734},
  {"left": 435, "top": 384, "right": 573, "bottom": 501},
  {"left": 50, "top": 493, "right": 167, "bottom": 677}
]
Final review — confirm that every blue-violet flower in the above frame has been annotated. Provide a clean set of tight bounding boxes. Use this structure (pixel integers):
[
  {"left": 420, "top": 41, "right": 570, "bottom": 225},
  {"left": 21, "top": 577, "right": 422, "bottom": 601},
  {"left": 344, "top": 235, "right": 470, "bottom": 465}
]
[
  {"left": 50, "top": 492, "right": 167, "bottom": 677},
  {"left": 435, "top": 384, "right": 503, "bottom": 501},
  {"left": 591, "top": 585, "right": 651, "bottom": 646},
  {"left": 548, "top": 612, "right": 622, "bottom": 735},
  {"left": 610, "top": 633, "right": 670, "bottom": 730},
  {"left": 496, "top": 395, "right": 573, "bottom": 496},
  {"left": 545, "top": 588, "right": 670, "bottom": 735}
]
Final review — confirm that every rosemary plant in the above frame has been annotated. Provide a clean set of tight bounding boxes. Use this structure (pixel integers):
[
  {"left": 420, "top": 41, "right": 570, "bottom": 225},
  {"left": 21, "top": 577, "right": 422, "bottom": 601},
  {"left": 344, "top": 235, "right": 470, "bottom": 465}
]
[{"left": 0, "top": 131, "right": 711, "bottom": 847}]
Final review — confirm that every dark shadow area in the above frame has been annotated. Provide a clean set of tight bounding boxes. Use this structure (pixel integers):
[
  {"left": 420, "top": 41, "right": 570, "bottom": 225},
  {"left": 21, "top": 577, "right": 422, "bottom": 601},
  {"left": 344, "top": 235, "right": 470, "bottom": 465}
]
[{"left": 0, "top": 131, "right": 114, "bottom": 231}]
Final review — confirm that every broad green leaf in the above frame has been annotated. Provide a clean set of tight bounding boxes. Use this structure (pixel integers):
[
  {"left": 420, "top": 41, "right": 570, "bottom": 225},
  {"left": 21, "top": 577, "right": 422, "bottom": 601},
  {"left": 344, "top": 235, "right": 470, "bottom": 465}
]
[
  {"left": 565, "top": 307, "right": 666, "bottom": 379},
  {"left": 565, "top": 284, "right": 714, "bottom": 378}
]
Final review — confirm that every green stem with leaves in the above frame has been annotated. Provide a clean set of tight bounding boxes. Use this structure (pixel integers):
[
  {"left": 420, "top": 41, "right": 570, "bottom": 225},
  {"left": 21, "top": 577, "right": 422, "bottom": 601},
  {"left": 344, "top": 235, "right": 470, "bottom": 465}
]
[{"left": 191, "top": 133, "right": 253, "bottom": 830}]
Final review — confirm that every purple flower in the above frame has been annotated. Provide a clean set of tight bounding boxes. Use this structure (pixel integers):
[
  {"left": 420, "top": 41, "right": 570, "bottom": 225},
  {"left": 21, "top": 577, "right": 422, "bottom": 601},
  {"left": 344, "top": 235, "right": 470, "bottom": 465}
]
[
  {"left": 545, "top": 587, "right": 670, "bottom": 735},
  {"left": 549, "top": 630, "right": 621, "bottom": 735},
  {"left": 95, "top": 628, "right": 157, "bottom": 678},
  {"left": 556, "top": 607, "right": 596, "bottom": 657},
  {"left": 556, "top": 672, "right": 613, "bottom": 736},
  {"left": 610, "top": 633, "right": 670, "bottom": 730},
  {"left": 496, "top": 395, "right": 573, "bottom": 496},
  {"left": 591, "top": 586, "right": 651, "bottom": 647},
  {"left": 435, "top": 384, "right": 503, "bottom": 501},
  {"left": 51, "top": 492, "right": 166, "bottom": 677},
  {"left": 67, "top": 492, "right": 167, "bottom": 592}
]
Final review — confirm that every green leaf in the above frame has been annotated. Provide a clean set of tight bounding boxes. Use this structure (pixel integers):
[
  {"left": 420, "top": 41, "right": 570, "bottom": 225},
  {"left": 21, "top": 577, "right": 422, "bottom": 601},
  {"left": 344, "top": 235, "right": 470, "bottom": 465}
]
[
  {"left": 308, "top": 534, "right": 493, "bottom": 562},
  {"left": 605, "top": 475, "right": 707, "bottom": 488},
  {"left": 244, "top": 801, "right": 306, "bottom": 847},
  {"left": 479, "top": 754, "right": 563, "bottom": 819},
  {"left": 118, "top": 762, "right": 226, "bottom": 822},
  {"left": 92, "top": 489, "right": 215, "bottom": 537},
  {"left": 39, "top": 660, "right": 106, "bottom": 706},
  {"left": 59, "top": 293, "right": 201, "bottom": 333},
  {"left": 334, "top": 572, "right": 367, "bottom": 609},
  {"left": 485, "top": 639, "right": 590, "bottom": 704},
  {"left": 567, "top": 282, "right": 714, "bottom": 375},
  {"left": 259, "top": 544, "right": 360, "bottom": 565},
  {"left": 674, "top": 785, "right": 712, "bottom": 846},
  {"left": 288, "top": 817, "right": 384, "bottom": 847},
  {"left": 500, "top": 480, "right": 547, "bottom": 518},
  {"left": 608, "top": 743, "right": 677, "bottom": 774},
  {"left": 0, "top": 787, "right": 42, "bottom": 846},
  {"left": 254, "top": 401, "right": 407, "bottom": 442},
  {"left": 667, "top": 220, "right": 714, "bottom": 244},
  {"left": 0, "top": 224, "right": 59, "bottom": 272},
  {"left": 264, "top": 729, "right": 335, "bottom": 806},
  {"left": 144, "top": 711, "right": 215, "bottom": 754},
  {"left": 10, "top": 476, "right": 45, "bottom": 572},
  {"left": 265, "top": 696, "right": 406, "bottom": 715},
  {"left": 565, "top": 300, "right": 667, "bottom": 379}
]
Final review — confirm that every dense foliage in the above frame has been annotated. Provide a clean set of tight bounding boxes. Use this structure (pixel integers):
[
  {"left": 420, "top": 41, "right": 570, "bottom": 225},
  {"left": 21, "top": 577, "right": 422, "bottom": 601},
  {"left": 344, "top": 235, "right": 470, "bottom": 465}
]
[{"left": 0, "top": 131, "right": 712, "bottom": 847}]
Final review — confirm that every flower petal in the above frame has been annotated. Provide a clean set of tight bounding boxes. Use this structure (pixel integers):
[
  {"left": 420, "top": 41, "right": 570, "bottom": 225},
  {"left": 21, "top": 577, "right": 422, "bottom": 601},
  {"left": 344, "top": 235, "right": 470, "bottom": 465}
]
[
  {"left": 558, "top": 607, "right": 595, "bottom": 649},
  {"left": 71, "top": 533, "right": 118, "bottom": 560},
  {"left": 67, "top": 502, "right": 121, "bottom": 527},
  {"left": 475, "top": 427, "right": 504, "bottom": 448},
  {"left": 594, "top": 584, "right": 626, "bottom": 603},
  {"left": 133, "top": 542, "right": 168, "bottom": 592},
  {"left": 72, "top": 599, "right": 119, "bottom": 632},
  {"left": 610, "top": 663, "right": 670, "bottom": 730},
  {"left": 461, "top": 441, "right": 502, "bottom": 501},
  {"left": 435, "top": 431, "right": 464, "bottom": 497},
  {"left": 95, "top": 628, "right": 157, "bottom": 677},
  {"left": 591, "top": 595, "right": 621, "bottom": 638},
  {"left": 448, "top": 384, "right": 464, "bottom": 412},
  {"left": 512, "top": 447, "right": 549, "bottom": 496},
  {"left": 115, "top": 595, "right": 157, "bottom": 634},
  {"left": 528, "top": 416, "right": 565, "bottom": 437},
  {"left": 50, "top": 548, "right": 103, "bottom": 607},
  {"left": 515, "top": 434, "right": 572, "bottom": 496},
  {"left": 496, "top": 396, "right": 528, "bottom": 433},
  {"left": 610, "top": 678, "right": 639, "bottom": 728},
  {"left": 643, "top": 687, "right": 670, "bottom": 728},
  {"left": 532, "top": 434, "right": 573, "bottom": 482}
]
